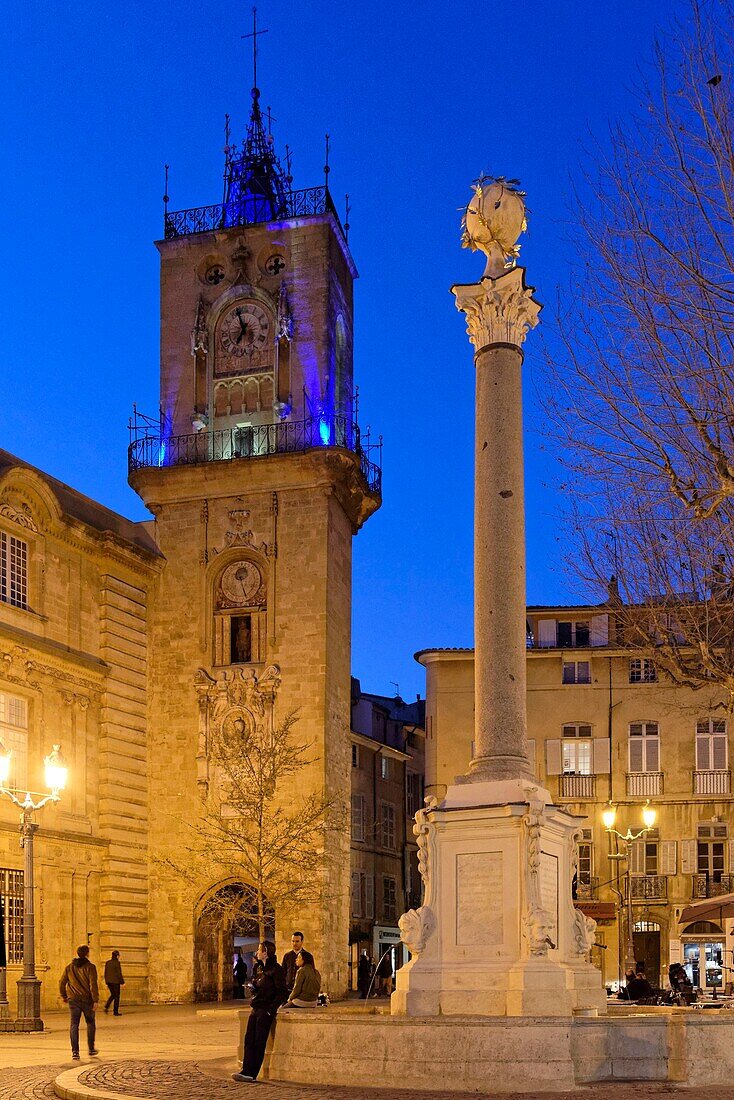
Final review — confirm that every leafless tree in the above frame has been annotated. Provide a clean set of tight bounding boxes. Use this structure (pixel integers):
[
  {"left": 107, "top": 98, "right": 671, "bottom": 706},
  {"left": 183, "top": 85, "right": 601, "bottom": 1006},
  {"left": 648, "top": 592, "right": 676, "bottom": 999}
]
[
  {"left": 161, "top": 711, "right": 341, "bottom": 938},
  {"left": 546, "top": 0, "right": 734, "bottom": 701}
]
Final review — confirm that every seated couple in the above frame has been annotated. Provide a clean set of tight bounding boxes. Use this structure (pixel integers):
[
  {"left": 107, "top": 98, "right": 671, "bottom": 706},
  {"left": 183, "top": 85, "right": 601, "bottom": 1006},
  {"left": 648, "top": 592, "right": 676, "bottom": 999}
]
[{"left": 282, "top": 948, "right": 321, "bottom": 1007}]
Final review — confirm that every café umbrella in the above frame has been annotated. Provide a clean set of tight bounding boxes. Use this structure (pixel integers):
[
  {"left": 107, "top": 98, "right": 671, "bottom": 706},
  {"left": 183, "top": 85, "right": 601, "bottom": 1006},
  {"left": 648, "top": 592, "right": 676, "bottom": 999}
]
[{"left": 678, "top": 893, "right": 734, "bottom": 925}]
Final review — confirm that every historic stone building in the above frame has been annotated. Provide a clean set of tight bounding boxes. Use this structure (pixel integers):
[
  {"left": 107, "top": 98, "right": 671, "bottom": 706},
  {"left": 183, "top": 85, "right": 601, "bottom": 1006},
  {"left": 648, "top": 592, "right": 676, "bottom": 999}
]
[
  {"left": 0, "top": 75, "right": 380, "bottom": 1010},
  {"left": 420, "top": 601, "right": 734, "bottom": 992}
]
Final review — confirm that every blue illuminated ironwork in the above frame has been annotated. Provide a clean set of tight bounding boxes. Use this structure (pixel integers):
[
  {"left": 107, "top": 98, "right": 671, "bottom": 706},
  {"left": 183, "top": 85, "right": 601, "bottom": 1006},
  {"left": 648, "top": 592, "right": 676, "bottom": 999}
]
[
  {"left": 164, "top": 185, "right": 340, "bottom": 240},
  {"left": 128, "top": 415, "right": 382, "bottom": 497}
]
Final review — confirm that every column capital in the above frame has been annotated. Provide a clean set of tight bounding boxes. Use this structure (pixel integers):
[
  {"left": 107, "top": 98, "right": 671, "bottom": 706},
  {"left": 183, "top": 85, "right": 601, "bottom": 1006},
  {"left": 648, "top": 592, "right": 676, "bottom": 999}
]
[{"left": 452, "top": 266, "right": 541, "bottom": 352}]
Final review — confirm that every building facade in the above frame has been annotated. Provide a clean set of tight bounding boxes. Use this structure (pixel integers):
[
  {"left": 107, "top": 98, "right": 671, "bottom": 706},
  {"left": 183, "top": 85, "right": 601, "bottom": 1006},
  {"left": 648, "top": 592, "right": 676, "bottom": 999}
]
[
  {"left": 348, "top": 680, "right": 425, "bottom": 989},
  {"left": 0, "top": 73, "right": 381, "bottom": 1009},
  {"left": 420, "top": 602, "right": 734, "bottom": 992}
]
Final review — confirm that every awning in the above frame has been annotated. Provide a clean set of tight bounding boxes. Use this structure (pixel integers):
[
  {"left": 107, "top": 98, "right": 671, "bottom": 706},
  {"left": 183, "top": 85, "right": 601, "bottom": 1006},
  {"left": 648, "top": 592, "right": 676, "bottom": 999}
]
[
  {"left": 574, "top": 901, "right": 616, "bottom": 923},
  {"left": 679, "top": 893, "right": 734, "bottom": 925}
]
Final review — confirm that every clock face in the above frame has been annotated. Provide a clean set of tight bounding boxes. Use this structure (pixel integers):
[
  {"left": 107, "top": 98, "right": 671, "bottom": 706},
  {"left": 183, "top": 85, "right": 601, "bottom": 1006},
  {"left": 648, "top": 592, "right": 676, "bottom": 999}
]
[
  {"left": 219, "top": 302, "right": 270, "bottom": 358},
  {"left": 220, "top": 561, "right": 263, "bottom": 605}
]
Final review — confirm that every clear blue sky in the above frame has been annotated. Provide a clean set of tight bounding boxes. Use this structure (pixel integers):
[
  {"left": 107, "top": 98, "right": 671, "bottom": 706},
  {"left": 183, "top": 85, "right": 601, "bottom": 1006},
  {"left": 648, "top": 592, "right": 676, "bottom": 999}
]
[{"left": 0, "top": 0, "right": 680, "bottom": 700}]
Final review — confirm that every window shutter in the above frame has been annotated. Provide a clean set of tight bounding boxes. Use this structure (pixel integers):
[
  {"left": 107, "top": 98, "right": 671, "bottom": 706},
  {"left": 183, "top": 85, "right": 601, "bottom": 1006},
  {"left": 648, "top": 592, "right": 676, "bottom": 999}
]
[
  {"left": 592, "top": 738, "right": 611, "bottom": 774},
  {"left": 546, "top": 740, "right": 562, "bottom": 775},
  {"left": 713, "top": 734, "right": 728, "bottom": 771},
  {"left": 590, "top": 616, "right": 608, "bottom": 646},
  {"left": 538, "top": 619, "right": 556, "bottom": 648},
  {"left": 527, "top": 738, "right": 536, "bottom": 774},
  {"left": 680, "top": 839, "right": 697, "bottom": 875},
  {"left": 628, "top": 736, "right": 643, "bottom": 772},
  {"left": 728, "top": 840, "right": 734, "bottom": 874},
  {"left": 350, "top": 871, "right": 362, "bottom": 917},
  {"left": 628, "top": 838, "right": 645, "bottom": 875},
  {"left": 696, "top": 735, "right": 711, "bottom": 771},
  {"left": 660, "top": 840, "right": 677, "bottom": 876},
  {"left": 646, "top": 737, "right": 660, "bottom": 772},
  {"left": 365, "top": 873, "right": 374, "bottom": 919}
]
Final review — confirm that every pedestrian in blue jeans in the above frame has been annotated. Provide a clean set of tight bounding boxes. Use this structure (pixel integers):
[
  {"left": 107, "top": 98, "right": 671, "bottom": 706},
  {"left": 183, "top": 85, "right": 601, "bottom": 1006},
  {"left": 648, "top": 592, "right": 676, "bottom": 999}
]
[
  {"left": 232, "top": 940, "right": 287, "bottom": 1083},
  {"left": 59, "top": 945, "right": 99, "bottom": 1059}
]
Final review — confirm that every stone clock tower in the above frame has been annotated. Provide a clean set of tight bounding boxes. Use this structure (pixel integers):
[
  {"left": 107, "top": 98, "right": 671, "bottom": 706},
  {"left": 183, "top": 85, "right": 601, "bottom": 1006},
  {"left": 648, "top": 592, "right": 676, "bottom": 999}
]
[{"left": 129, "top": 84, "right": 381, "bottom": 1000}]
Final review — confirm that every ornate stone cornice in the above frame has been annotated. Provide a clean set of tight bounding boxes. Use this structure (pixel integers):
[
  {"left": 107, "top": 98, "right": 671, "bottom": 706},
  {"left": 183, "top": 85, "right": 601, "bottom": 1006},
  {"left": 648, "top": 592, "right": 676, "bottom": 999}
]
[{"left": 452, "top": 266, "right": 541, "bottom": 352}]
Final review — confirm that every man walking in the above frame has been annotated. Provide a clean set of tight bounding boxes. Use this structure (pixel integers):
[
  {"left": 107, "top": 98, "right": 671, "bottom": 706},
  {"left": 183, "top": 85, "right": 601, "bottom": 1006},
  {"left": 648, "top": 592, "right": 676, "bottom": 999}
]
[
  {"left": 104, "top": 950, "right": 125, "bottom": 1016},
  {"left": 59, "top": 945, "right": 99, "bottom": 1059},
  {"left": 280, "top": 930, "right": 304, "bottom": 994}
]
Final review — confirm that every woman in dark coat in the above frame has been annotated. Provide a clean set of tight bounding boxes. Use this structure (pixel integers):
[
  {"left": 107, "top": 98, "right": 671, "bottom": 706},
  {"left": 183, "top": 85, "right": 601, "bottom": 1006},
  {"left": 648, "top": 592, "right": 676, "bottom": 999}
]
[{"left": 232, "top": 941, "right": 287, "bottom": 1083}]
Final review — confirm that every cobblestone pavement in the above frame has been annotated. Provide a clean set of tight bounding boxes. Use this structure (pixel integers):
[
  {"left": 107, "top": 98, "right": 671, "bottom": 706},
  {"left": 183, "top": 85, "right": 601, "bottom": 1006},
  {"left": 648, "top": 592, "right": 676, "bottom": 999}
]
[{"left": 0, "top": 1067, "right": 62, "bottom": 1100}]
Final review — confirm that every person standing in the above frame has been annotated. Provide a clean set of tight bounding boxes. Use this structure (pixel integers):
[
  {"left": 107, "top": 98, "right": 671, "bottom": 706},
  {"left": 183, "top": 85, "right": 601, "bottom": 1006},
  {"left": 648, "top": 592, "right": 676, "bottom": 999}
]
[
  {"left": 103, "top": 950, "right": 125, "bottom": 1016},
  {"left": 232, "top": 941, "right": 287, "bottom": 1083},
  {"left": 357, "top": 950, "right": 372, "bottom": 999},
  {"left": 280, "top": 931, "right": 304, "bottom": 995},
  {"left": 233, "top": 950, "right": 248, "bottom": 999},
  {"left": 59, "top": 945, "right": 99, "bottom": 1060},
  {"left": 376, "top": 950, "right": 393, "bottom": 996}
]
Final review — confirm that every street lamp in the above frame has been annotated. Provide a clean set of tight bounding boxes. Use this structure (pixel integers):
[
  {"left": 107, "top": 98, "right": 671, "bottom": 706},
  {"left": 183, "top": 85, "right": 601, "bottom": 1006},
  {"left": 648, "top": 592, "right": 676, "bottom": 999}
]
[
  {"left": 602, "top": 801, "right": 657, "bottom": 979},
  {"left": 0, "top": 739, "right": 68, "bottom": 1031}
]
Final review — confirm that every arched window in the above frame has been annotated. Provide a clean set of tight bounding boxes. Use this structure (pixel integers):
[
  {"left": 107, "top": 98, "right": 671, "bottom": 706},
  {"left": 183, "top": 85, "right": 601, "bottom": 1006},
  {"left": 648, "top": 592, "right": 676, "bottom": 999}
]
[{"left": 213, "top": 559, "right": 267, "bottom": 666}]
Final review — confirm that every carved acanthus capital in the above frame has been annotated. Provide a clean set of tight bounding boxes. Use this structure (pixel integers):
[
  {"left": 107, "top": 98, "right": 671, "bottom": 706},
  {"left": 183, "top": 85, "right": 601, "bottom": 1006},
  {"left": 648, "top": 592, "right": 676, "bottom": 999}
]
[{"left": 452, "top": 266, "right": 541, "bottom": 351}]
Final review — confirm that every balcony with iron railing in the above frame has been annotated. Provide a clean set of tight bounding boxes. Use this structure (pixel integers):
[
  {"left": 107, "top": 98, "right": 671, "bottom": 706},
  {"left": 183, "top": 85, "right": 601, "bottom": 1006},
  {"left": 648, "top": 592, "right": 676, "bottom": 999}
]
[
  {"left": 573, "top": 876, "right": 598, "bottom": 901},
  {"left": 693, "top": 769, "right": 731, "bottom": 796},
  {"left": 559, "top": 774, "right": 596, "bottom": 800},
  {"left": 626, "top": 771, "right": 664, "bottom": 797},
  {"left": 163, "top": 186, "right": 341, "bottom": 240},
  {"left": 627, "top": 875, "right": 667, "bottom": 901},
  {"left": 692, "top": 873, "right": 734, "bottom": 899},
  {"left": 127, "top": 415, "right": 382, "bottom": 497}
]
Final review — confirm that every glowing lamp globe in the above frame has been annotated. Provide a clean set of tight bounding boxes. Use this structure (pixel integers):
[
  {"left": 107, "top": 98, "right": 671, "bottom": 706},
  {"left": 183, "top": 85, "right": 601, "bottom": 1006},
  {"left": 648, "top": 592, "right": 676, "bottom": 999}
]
[
  {"left": 642, "top": 803, "right": 657, "bottom": 830},
  {"left": 0, "top": 739, "right": 11, "bottom": 786},
  {"left": 602, "top": 805, "right": 616, "bottom": 830},
  {"left": 44, "top": 744, "right": 68, "bottom": 794}
]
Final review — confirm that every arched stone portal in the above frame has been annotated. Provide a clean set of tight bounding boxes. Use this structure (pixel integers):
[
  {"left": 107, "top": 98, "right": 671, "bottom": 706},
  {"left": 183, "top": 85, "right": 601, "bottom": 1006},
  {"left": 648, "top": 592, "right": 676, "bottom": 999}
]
[{"left": 194, "top": 881, "right": 275, "bottom": 1002}]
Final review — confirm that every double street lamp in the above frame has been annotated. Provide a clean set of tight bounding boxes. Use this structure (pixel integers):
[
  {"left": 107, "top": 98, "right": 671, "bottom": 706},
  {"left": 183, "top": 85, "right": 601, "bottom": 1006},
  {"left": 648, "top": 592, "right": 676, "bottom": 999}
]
[
  {"left": 602, "top": 801, "right": 657, "bottom": 979},
  {"left": 0, "top": 740, "right": 68, "bottom": 1031}
]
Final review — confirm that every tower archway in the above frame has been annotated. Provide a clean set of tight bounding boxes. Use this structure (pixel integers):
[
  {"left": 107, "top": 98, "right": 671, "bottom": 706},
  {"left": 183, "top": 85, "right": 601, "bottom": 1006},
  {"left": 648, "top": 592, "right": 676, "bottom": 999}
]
[{"left": 193, "top": 881, "right": 275, "bottom": 1002}]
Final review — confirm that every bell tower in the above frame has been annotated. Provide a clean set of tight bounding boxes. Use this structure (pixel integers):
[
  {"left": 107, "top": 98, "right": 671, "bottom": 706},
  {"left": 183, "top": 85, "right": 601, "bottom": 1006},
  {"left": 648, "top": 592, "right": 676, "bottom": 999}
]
[{"left": 129, "top": 39, "right": 381, "bottom": 1000}]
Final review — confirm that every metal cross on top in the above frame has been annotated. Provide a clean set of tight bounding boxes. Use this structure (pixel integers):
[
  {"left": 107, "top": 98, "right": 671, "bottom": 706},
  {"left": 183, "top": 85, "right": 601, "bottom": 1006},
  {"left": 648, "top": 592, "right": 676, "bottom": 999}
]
[{"left": 242, "top": 6, "right": 269, "bottom": 92}]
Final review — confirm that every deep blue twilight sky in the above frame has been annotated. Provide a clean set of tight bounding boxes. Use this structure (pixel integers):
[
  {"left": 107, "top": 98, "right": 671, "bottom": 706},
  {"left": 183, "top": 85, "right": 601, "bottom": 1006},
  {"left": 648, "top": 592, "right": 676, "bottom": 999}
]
[{"left": 0, "top": 0, "right": 682, "bottom": 700}]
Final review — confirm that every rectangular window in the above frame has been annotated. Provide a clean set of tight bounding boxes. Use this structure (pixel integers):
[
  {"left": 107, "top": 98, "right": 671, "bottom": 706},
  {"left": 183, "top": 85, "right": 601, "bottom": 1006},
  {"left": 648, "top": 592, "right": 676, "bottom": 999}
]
[
  {"left": 351, "top": 743, "right": 359, "bottom": 769},
  {"left": 0, "top": 867, "right": 23, "bottom": 963},
  {"left": 697, "top": 823, "right": 727, "bottom": 881},
  {"left": 0, "top": 693, "right": 28, "bottom": 792},
  {"left": 562, "top": 661, "right": 591, "bottom": 685},
  {"left": 383, "top": 876, "right": 397, "bottom": 922},
  {"left": 628, "top": 721, "right": 660, "bottom": 773},
  {"left": 380, "top": 756, "right": 391, "bottom": 781},
  {"left": 351, "top": 794, "right": 365, "bottom": 842},
  {"left": 557, "top": 621, "right": 590, "bottom": 647},
  {"left": 406, "top": 772, "right": 423, "bottom": 818},
  {"left": 578, "top": 829, "right": 592, "bottom": 885},
  {"left": 379, "top": 801, "right": 396, "bottom": 849},
  {"left": 562, "top": 724, "right": 593, "bottom": 775},
  {"left": 350, "top": 871, "right": 362, "bottom": 917},
  {"left": 0, "top": 533, "right": 28, "bottom": 610},
  {"left": 696, "top": 718, "right": 728, "bottom": 772},
  {"left": 629, "top": 658, "right": 657, "bottom": 683}
]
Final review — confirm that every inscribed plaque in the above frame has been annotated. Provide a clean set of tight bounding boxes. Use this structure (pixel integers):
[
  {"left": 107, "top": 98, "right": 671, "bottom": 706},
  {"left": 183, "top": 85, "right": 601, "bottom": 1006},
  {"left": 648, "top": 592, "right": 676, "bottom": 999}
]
[
  {"left": 456, "top": 852, "right": 503, "bottom": 946},
  {"left": 539, "top": 852, "right": 559, "bottom": 946}
]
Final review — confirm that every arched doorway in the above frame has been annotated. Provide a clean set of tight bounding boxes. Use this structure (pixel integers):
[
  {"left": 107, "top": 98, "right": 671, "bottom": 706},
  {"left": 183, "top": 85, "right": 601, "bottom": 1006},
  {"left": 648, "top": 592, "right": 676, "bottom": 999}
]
[
  {"left": 194, "top": 881, "right": 275, "bottom": 1002},
  {"left": 681, "top": 920, "right": 725, "bottom": 992}
]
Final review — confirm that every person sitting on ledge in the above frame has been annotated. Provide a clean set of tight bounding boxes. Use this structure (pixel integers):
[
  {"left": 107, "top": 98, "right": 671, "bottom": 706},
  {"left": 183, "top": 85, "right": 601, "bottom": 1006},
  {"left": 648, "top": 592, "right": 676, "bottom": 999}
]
[
  {"left": 617, "top": 967, "right": 653, "bottom": 1001},
  {"left": 283, "top": 949, "right": 321, "bottom": 1008}
]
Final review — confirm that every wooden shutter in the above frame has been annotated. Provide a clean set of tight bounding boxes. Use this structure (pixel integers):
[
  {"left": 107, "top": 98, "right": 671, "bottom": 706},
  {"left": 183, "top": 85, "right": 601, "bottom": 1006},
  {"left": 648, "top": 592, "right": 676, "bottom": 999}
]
[
  {"left": 350, "top": 871, "right": 362, "bottom": 917},
  {"left": 591, "top": 615, "right": 608, "bottom": 646},
  {"left": 660, "top": 840, "right": 677, "bottom": 876},
  {"left": 351, "top": 794, "right": 364, "bottom": 842},
  {"left": 365, "top": 873, "right": 374, "bottom": 919},
  {"left": 538, "top": 619, "right": 556, "bottom": 648},
  {"left": 628, "top": 734, "right": 643, "bottom": 772},
  {"left": 728, "top": 840, "right": 734, "bottom": 875},
  {"left": 527, "top": 738, "right": 536, "bottom": 773},
  {"left": 592, "top": 738, "right": 611, "bottom": 774},
  {"left": 546, "top": 739, "right": 562, "bottom": 775},
  {"left": 696, "top": 735, "right": 711, "bottom": 771},
  {"left": 628, "top": 838, "right": 645, "bottom": 875},
  {"left": 713, "top": 732, "right": 728, "bottom": 770},
  {"left": 646, "top": 736, "right": 660, "bottom": 772},
  {"left": 680, "top": 839, "right": 697, "bottom": 875}
]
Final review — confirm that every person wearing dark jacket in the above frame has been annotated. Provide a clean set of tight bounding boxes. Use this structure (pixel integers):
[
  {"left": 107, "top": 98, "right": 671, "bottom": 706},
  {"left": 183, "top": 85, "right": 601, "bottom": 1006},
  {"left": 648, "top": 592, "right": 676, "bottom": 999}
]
[
  {"left": 617, "top": 968, "right": 654, "bottom": 1001},
  {"left": 104, "top": 950, "right": 125, "bottom": 1016},
  {"left": 232, "top": 941, "right": 287, "bottom": 1083},
  {"left": 59, "top": 945, "right": 99, "bottom": 1059},
  {"left": 280, "top": 931, "right": 304, "bottom": 994}
]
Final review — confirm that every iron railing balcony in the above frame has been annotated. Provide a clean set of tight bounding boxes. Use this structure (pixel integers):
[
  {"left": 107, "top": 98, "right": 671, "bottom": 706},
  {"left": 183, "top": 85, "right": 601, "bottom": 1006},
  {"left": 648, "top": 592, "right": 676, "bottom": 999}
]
[
  {"left": 573, "top": 877, "right": 598, "bottom": 901},
  {"left": 163, "top": 186, "right": 340, "bottom": 240},
  {"left": 692, "top": 873, "right": 734, "bottom": 899},
  {"left": 559, "top": 774, "right": 595, "bottom": 800},
  {"left": 128, "top": 415, "right": 382, "bottom": 497},
  {"left": 693, "top": 769, "right": 731, "bottom": 796},
  {"left": 627, "top": 875, "right": 667, "bottom": 901},
  {"left": 626, "top": 771, "right": 664, "bottom": 798}
]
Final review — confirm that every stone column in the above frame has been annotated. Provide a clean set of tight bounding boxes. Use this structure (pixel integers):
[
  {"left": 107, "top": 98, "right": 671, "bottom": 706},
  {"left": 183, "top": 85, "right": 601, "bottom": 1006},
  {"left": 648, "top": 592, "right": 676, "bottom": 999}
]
[{"left": 452, "top": 181, "right": 540, "bottom": 786}]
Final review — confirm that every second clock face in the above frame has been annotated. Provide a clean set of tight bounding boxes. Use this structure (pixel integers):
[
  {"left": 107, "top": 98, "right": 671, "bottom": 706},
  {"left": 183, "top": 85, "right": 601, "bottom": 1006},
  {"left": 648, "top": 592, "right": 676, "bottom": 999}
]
[{"left": 219, "top": 302, "right": 270, "bottom": 357}]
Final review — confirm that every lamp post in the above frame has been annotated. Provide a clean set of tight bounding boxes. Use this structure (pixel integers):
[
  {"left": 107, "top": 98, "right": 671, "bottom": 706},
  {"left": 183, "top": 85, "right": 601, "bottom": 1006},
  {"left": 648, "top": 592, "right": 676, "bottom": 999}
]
[
  {"left": 602, "top": 801, "right": 657, "bottom": 978},
  {"left": 0, "top": 740, "right": 68, "bottom": 1032}
]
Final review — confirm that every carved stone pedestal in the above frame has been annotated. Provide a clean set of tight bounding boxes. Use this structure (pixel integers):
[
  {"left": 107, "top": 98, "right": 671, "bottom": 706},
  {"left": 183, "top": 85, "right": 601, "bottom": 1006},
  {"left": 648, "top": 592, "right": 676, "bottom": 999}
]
[
  {"left": 391, "top": 784, "right": 606, "bottom": 1018},
  {"left": 15, "top": 976, "right": 43, "bottom": 1031}
]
